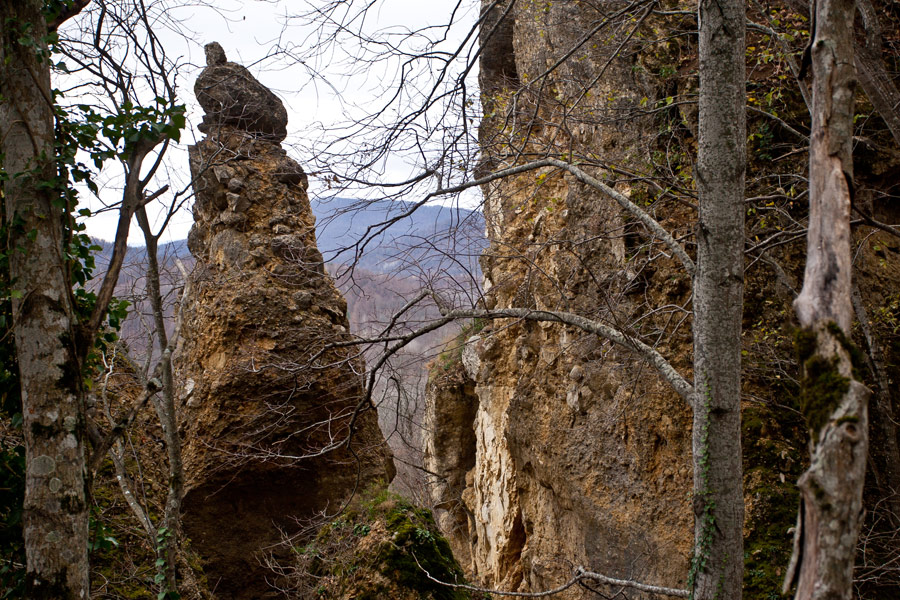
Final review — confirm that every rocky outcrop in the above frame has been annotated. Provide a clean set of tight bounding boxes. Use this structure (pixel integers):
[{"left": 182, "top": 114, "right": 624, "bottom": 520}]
[
  {"left": 423, "top": 3, "right": 695, "bottom": 596},
  {"left": 425, "top": 2, "right": 900, "bottom": 599},
  {"left": 285, "top": 486, "right": 471, "bottom": 600},
  {"left": 178, "top": 44, "right": 393, "bottom": 600},
  {"left": 427, "top": 324, "right": 693, "bottom": 598},
  {"left": 423, "top": 356, "right": 478, "bottom": 570}
]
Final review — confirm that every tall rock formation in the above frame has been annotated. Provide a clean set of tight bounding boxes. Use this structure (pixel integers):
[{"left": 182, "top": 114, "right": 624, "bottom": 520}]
[
  {"left": 425, "top": 1, "right": 900, "bottom": 599},
  {"left": 426, "top": 3, "right": 695, "bottom": 595},
  {"left": 178, "top": 43, "right": 393, "bottom": 600}
]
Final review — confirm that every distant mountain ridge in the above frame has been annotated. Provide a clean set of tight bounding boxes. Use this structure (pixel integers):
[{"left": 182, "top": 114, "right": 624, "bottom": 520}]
[
  {"left": 89, "top": 198, "right": 484, "bottom": 354},
  {"left": 92, "top": 197, "right": 485, "bottom": 276},
  {"left": 313, "top": 196, "right": 486, "bottom": 275}
]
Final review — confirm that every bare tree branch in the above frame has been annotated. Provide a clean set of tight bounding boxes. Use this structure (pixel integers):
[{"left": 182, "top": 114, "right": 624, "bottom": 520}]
[
  {"left": 413, "top": 554, "right": 690, "bottom": 598},
  {"left": 442, "top": 307, "right": 694, "bottom": 403}
]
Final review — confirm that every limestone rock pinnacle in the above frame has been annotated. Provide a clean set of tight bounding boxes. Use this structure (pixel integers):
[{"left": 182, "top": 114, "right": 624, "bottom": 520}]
[
  {"left": 179, "top": 43, "right": 393, "bottom": 599},
  {"left": 204, "top": 41, "right": 227, "bottom": 66}
]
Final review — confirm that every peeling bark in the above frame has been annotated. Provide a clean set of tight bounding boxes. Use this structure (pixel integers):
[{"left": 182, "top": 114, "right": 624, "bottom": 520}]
[{"left": 785, "top": 0, "right": 870, "bottom": 597}]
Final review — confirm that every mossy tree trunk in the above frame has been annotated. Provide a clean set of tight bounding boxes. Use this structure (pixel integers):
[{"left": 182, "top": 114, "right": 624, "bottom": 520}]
[
  {"left": 0, "top": 1, "right": 90, "bottom": 597},
  {"left": 785, "top": 0, "right": 870, "bottom": 597},
  {"left": 691, "top": 0, "right": 746, "bottom": 597}
]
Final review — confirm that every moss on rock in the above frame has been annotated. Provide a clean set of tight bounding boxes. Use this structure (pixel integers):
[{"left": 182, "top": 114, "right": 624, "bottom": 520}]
[{"left": 285, "top": 484, "right": 478, "bottom": 600}]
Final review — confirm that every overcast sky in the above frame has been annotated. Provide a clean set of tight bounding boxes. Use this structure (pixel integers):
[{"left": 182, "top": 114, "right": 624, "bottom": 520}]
[{"left": 68, "top": 0, "right": 481, "bottom": 244}]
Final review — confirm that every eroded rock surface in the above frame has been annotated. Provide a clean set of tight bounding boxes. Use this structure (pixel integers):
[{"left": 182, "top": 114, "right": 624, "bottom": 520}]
[
  {"left": 426, "top": 2, "right": 694, "bottom": 596},
  {"left": 179, "top": 44, "right": 393, "bottom": 600},
  {"left": 194, "top": 42, "right": 289, "bottom": 142},
  {"left": 423, "top": 356, "right": 478, "bottom": 570}
]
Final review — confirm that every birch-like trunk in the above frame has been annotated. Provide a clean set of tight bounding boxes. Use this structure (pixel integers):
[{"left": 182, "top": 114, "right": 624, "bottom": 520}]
[
  {"left": 785, "top": 0, "right": 869, "bottom": 597},
  {"left": 0, "top": 1, "right": 90, "bottom": 597},
  {"left": 691, "top": 0, "right": 746, "bottom": 597}
]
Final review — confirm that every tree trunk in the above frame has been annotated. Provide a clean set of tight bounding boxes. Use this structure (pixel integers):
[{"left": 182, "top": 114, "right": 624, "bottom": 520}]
[
  {"left": 137, "top": 208, "right": 184, "bottom": 596},
  {"left": 785, "top": 0, "right": 870, "bottom": 597},
  {"left": 0, "top": 1, "right": 90, "bottom": 597},
  {"left": 691, "top": 0, "right": 746, "bottom": 597}
]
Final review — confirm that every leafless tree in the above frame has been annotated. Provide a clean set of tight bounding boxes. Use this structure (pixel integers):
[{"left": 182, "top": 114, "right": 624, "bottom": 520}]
[{"left": 783, "top": 0, "right": 869, "bottom": 597}]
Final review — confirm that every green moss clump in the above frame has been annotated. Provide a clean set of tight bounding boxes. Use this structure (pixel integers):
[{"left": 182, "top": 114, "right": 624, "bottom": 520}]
[
  {"left": 799, "top": 354, "right": 849, "bottom": 440},
  {"left": 294, "top": 484, "right": 474, "bottom": 600},
  {"left": 824, "top": 322, "right": 867, "bottom": 378},
  {"left": 376, "top": 501, "right": 469, "bottom": 600},
  {"left": 794, "top": 325, "right": 860, "bottom": 440}
]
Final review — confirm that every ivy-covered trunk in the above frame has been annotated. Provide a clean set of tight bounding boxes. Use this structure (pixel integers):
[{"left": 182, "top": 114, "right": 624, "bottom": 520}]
[
  {"left": 785, "top": 0, "right": 869, "bottom": 597},
  {"left": 0, "top": 1, "right": 90, "bottom": 597},
  {"left": 691, "top": 0, "right": 746, "bottom": 597}
]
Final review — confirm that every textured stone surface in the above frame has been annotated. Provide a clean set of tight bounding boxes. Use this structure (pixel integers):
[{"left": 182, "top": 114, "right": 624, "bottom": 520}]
[
  {"left": 194, "top": 42, "right": 288, "bottom": 141},
  {"left": 178, "top": 47, "right": 393, "bottom": 600},
  {"left": 420, "top": 1, "right": 900, "bottom": 598},
  {"left": 426, "top": 1, "right": 694, "bottom": 596},
  {"left": 423, "top": 355, "right": 479, "bottom": 570}
]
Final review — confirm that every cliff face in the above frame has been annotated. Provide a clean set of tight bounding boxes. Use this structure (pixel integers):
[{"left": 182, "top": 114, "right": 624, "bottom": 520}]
[
  {"left": 427, "top": 2, "right": 695, "bottom": 595},
  {"left": 423, "top": 356, "right": 479, "bottom": 571},
  {"left": 178, "top": 44, "right": 393, "bottom": 600},
  {"left": 426, "top": 1, "right": 900, "bottom": 598}
]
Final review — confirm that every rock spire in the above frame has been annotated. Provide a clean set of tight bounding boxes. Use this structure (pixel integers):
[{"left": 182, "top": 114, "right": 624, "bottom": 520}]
[{"left": 178, "top": 43, "right": 393, "bottom": 600}]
